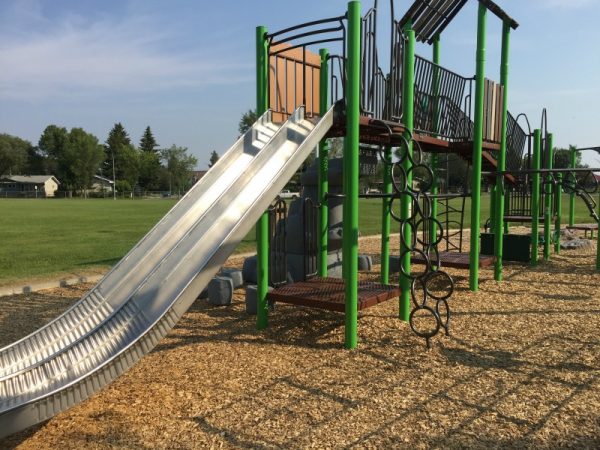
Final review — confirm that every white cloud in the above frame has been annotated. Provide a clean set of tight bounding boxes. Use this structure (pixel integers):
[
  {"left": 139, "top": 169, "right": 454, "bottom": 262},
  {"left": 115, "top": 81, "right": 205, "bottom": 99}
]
[
  {"left": 0, "top": 11, "right": 252, "bottom": 102},
  {"left": 538, "top": 0, "right": 598, "bottom": 9}
]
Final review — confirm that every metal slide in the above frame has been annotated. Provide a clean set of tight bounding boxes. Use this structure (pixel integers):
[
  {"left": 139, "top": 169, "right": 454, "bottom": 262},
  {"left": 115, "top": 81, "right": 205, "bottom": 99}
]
[{"left": 0, "top": 105, "right": 334, "bottom": 438}]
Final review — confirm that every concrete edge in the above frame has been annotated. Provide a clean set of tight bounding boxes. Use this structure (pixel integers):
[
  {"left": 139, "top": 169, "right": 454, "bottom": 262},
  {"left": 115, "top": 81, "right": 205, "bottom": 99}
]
[{"left": 0, "top": 274, "right": 105, "bottom": 298}]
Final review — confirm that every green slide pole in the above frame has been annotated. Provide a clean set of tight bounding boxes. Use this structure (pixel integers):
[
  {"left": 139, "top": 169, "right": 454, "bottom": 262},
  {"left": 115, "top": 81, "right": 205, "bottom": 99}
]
[
  {"left": 256, "top": 25, "right": 269, "bottom": 330},
  {"left": 543, "top": 133, "right": 554, "bottom": 261},
  {"left": 400, "top": 22, "right": 415, "bottom": 321},
  {"left": 430, "top": 34, "right": 440, "bottom": 243},
  {"left": 555, "top": 172, "right": 562, "bottom": 254},
  {"left": 380, "top": 146, "right": 392, "bottom": 284},
  {"left": 343, "top": 0, "right": 361, "bottom": 349},
  {"left": 493, "top": 20, "right": 511, "bottom": 281},
  {"left": 469, "top": 3, "right": 487, "bottom": 291},
  {"left": 568, "top": 147, "right": 576, "bottom": 227},
  {"left": 318, "top": 48, "right": 330, "bottom": 277},
  {"left": 531, "top": 129, "right": 542, "bottom": 266}
]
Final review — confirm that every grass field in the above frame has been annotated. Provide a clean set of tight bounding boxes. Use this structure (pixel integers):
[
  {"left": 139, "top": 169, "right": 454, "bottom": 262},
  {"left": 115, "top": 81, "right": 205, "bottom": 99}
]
[{"left": 0, "top": 194, "right": 596, "bottom": 284}]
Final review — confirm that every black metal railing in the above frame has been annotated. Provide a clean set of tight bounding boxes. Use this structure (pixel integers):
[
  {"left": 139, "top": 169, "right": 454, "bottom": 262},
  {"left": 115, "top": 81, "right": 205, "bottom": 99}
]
[
  {"left": 302, "top": 198, "right": 319, "bottom": 280},
  {"left": 416, "top": 193, "right": 466, "bottom": 253},
  {"left": 505, "top": 112, "right": 527, "bottom": 173},
  {"left": 268, "top": 197, "right": 288, "bottom": 287}
]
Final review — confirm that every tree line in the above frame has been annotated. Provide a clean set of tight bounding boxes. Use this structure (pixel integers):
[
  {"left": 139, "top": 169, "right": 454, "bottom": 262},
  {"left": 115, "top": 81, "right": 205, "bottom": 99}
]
[{"left": 0, "top": 123, "right": 198, "bottom": 196}]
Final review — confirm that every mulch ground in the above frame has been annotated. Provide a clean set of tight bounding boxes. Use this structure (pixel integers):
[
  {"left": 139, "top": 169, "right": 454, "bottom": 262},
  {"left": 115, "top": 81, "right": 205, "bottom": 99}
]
[{"left": 1, "top": 232, "right": 599, "bottom": 449}]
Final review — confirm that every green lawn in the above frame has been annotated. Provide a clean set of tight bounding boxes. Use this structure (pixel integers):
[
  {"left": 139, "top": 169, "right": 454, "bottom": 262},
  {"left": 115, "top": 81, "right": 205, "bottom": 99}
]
[{"left": 0, "top": 194, "right": 596, "bottom": 284}]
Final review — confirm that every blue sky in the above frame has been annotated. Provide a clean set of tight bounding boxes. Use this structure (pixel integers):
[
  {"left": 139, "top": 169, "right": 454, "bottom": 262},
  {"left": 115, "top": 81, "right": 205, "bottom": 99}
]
[{"left": 0, "top": 0, "right": 599, "bottom": 169}]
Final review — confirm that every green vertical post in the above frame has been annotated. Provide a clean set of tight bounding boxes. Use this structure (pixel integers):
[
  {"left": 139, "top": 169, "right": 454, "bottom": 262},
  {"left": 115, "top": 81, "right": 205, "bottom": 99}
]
[
  {"left": 469, "top": 3, "right": 487, "bottom": 291},
  {"left": 256, "top": 25, "right": 269, "bottom": 329},
  {"left": 554, "top": 172, "right": 562, "bottom": 254},
  {"left": 343, "top": 0, "right": 361, "bottom": 349},
  {"left": 380, "top": 146, "right": 392, "bottom": 284},
  {"left": 400, "top": 22, "right": 415, "bottom": 321},
  {"left": 430, "top": 35, "right": 440, "bottom": 242},
  {"left": 318, "top": 48, "right": 330, "bottom": 277},
  {"left": 596, "top": 191, "right": 600, "bottom": 270},
  {"left": 568, "top": 147, "right": 576, "bottom": 227},
  {"left": 543, "top": 133, "right": 554, "bottom": 261},
  {"left": 531, "top": 129, "right": 542, "bottom": 266},
  {"left": 493, "top": 20, "right": 511, "bottom": 281}
]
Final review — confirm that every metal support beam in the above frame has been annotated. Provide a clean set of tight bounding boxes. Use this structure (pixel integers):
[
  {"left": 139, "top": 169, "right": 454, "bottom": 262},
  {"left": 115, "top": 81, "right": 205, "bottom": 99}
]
[
  {"left": 380, "top": 146, "right": 392, "bottom": 284},
  {"left": 568, "top": 147, "right": 576, "bottom": 227},
  {"left": 400, "top": 21, "right": 415, "bottom": 321},
  {"left": 256, "top": 25, "right": 269, "bottom": 330},
  {"left": 531, "top": 129, "right": 542, "bottom": 266},
  {"left": 543, "top": 133, "right": 554, "bottom": 261},
  {"left": 469, "top": 3, "right": 487, "bottom": 291},
  {"left": 430, "top": 34, "right": 440, "bottom": 245},
  {"left": 343, "top": 0, "right": 361, "bottom": 349},
  {"left": 318, "top": 48, "right": 330, "bottom": 277},
  {"left": 493, "top": 20, "right": 510, "bottom": 281},
  {"left": 554, "top": 172, "right": 562, "bottom": 254}
]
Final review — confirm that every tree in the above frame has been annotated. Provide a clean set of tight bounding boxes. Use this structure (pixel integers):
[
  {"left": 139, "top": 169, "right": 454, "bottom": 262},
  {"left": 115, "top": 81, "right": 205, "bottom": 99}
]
[
  {"left": 68, "top": 128, "right": 105, "bottom": 196},
  {"left": 553, "top": 145, "right": 586, "bottom": 169},
  {"left": 208, "top": 150, "right": 219, "bottom": 168},
  {"left": 39, "top": 125, "right": 72, "bottom": 191},
  {"left": 139, "top": 126, "right": 159, "bottom": 154},
  {"left": 161, "top": 145, "right": 198, "bottom": 193},
  {"left": 138, "top": 150, "right": 162, "bottom": 191},
  {"left": 39, "top": 125, "right": 104, "bottom": 196},
  {"left": 238, "top": 109, "right": 257, "bottom": 135},
  {"left": 105, "top": 123, "right": 139, "bottom": 189},
  {"left": 0, "top": 134, "right": 31, "bottom": 175}
]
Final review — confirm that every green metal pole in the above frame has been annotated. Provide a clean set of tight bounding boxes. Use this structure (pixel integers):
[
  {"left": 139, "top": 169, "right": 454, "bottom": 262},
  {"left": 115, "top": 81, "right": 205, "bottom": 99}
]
[
  {"left": 400, "top": 22, "right": 415, "bottom": 321},
  {"left": 568, "top": 147, "right": 576, "bottom": 227},
  {"left": 596, "top": 191, "right": 600, "bottom": 270},
  {"left": 554, "top": 172, "right": 562, "bottom": 254},
  {"left": 343, "top": 0, "right": 361, "bottom": 349},
  {"left": 469, "top": 3, "right": 487, "bottom": 291},
  {"left": 380, "top": 146, "right": 392, "bottom": 284},
  {"left": 543, "top": 133, "right": 554, "bottom": 261},
  {"left": 493, "top": 20, "right": 511, "bottom": 281},
  {"left": 430, "top": 35, "right": 440, "bottom": 243},
  {"left": 256, "top": 25, "right": 269, "bottom": 330},
  {"left": 531, "top": 129, "right": 542, "bottom": 266},
  {"left": 318, "top": 48, "right": 330, "bottom": 277}
]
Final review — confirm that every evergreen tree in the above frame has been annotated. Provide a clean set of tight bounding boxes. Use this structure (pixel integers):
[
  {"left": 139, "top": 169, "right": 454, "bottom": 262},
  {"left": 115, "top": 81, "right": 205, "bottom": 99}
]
[
  {"left": 139, "top": 126, "right": 159, "bottom": 154},
  {"left": 208, "top": 150, "right": 219, "bottom": 168},
  {"left": 238, "top": 109, "right": 258, "bottom": 136},
  {"left": 105, "top": 123, "right": 139, "bottom": 189}
]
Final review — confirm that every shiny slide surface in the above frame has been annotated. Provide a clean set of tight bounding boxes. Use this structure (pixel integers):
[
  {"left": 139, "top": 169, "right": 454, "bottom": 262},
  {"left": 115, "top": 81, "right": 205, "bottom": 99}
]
[{"left": 0, "top": 105, "right": 333, "bottom": 438}]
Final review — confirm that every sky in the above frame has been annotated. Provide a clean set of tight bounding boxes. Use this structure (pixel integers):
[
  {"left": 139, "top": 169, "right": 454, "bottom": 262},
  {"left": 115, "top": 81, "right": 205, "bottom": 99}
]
[{"left": 0, "top": 0, "right": 599, "bottom": 169}]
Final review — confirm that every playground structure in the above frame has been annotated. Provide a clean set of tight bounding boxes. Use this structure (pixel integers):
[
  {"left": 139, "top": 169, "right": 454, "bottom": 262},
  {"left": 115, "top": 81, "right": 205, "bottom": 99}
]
[{"left": 1, "top": 0, "right": 600, "bottom": 440}]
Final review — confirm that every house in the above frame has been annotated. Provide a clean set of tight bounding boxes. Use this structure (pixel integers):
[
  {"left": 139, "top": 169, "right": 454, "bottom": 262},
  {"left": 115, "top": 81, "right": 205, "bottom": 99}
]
[
  {"left": 189, "top": 170, "right": 208, "bottom": 185},
  {"left": 92, "top": 175, "right": 114, "bottom": 193},
  {"left": 0, "top": 175, "right": 60, "bottom": 198}
]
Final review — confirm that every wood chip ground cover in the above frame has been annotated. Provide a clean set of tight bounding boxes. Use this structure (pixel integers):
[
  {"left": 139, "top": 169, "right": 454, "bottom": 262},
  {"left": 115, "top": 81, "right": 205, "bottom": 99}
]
[{"left": 0, "top": 232, "right": 599, "bottom": 449}]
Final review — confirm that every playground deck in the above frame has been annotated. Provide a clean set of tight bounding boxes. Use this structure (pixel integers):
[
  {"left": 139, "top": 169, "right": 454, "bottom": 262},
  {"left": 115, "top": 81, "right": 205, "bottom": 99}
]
[
  {"left": 410, "top": 251, "right": 495, "bottom": 269},
  {"left": 267, "top": 277, "right": 399, "bottom": 312},
  {"left": 566, "top": 224, "right": 598, "bottom": 238}
]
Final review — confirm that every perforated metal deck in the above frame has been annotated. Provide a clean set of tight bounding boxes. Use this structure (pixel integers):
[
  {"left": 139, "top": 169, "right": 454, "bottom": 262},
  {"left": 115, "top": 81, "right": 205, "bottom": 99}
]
[
  {"left": 411, "top": 251, "right": 495, "bottom": 269},
  {"left": 267, "top": 277, "right": 400, "bottom": 312}
]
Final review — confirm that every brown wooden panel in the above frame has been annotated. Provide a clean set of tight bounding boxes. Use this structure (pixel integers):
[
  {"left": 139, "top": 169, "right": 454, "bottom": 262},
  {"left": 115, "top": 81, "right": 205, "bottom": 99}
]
[{"left": 269, "top": 43, "right": 320, "bottom": 121}]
